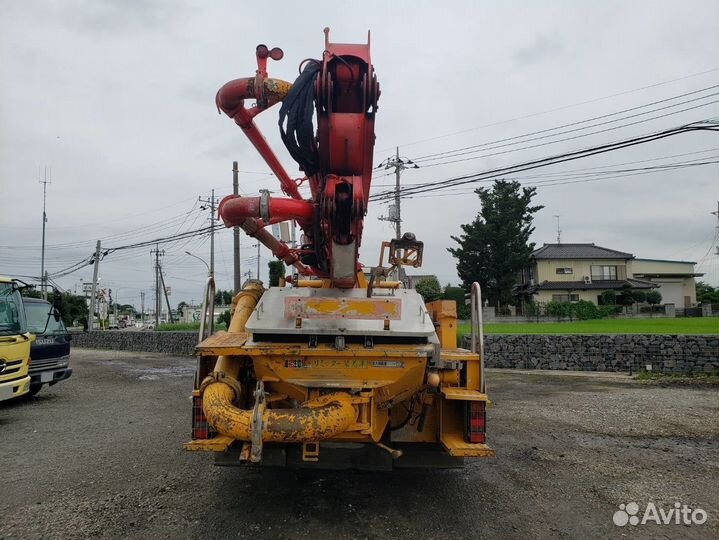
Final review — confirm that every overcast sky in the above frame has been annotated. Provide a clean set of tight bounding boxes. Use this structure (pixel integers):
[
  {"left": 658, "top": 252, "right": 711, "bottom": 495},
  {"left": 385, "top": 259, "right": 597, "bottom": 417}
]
[{"left": 1, "top": 0, "right": 718, "bottom": 308}]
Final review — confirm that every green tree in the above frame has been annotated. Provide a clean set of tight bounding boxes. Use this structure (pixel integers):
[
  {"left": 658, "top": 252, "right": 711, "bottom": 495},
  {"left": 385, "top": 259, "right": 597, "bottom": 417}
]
[
  {"left": 696, "top": 281, "right": 719, "bottom": 304},
  {"left": 218, "top": 309, "right": 231, "bottom": 327},
  {"left": 617, "top": 284, "right": 635, "bottom": 314},
  {"left": 442, "top": 284, "right": 471, "bottom": 319},
  {"left": 448, "top": 180, "right": 543, "bottom": 308},
  {"left": 645, "top": 290, "right": 662, "bottom": 307},
  {"left": 22, "top": 289, "right": 88, "bottom": 327},
  {"left": 599, "top": 290, "right": 616, "bottom": 305},
  {"left": 268, "top": 260, "right": 286, "bottom": 287},
  {"left": 415, "top": 277, "right": 442, "bottom": 302},
  {"left": 631, "top": 290, "right": 646, "bottom": 314},
  {"left": 214, "top": 290, "right": 233, "bottom": 305}
]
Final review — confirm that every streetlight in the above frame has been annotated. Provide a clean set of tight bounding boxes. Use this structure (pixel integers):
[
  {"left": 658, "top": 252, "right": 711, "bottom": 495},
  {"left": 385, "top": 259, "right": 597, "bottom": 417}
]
[
  {"left": 186, "top": 251, "right": 215, "bottom": 339},
  {"left": 185, "top": 251, "right": 210, "bottom": 275}
]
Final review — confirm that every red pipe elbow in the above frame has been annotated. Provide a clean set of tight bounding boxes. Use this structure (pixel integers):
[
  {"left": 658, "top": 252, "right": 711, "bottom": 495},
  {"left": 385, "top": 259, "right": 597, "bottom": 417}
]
[{"left": 218, "top": 195, "right": 314, "bottom": 228}]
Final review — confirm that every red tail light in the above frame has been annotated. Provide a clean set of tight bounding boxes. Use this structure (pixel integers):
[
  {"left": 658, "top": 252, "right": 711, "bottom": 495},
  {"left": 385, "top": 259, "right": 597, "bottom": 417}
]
[
  {"left": 192, "top": 396, "right": 216, "bottom": 439},
  {"left": 466, "top": 401, "right": 486, "bottom": 444}
]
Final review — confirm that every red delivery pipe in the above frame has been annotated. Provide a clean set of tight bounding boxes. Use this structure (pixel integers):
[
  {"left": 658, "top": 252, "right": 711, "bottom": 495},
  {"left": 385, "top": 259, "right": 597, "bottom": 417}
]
[
  {"left": 228, "top": 210, "right": 315, "bottom": 277},
  {"left": 216, "top": 78, "right": 302, "bottom": 201},
  {"left": 218, "top": 194, "right": 313, "bottom": 228}
]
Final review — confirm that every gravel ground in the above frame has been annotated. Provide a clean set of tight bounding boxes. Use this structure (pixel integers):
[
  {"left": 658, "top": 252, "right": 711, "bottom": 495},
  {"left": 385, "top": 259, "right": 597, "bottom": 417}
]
[{"left": 1, "top": 349, "right": 717, "bottom": 540}]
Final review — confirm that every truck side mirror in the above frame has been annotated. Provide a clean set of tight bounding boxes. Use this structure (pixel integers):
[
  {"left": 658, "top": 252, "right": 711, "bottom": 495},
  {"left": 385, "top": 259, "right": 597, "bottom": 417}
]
[{"left": 52, "top": 290, "right": 64, "bottom": 312}]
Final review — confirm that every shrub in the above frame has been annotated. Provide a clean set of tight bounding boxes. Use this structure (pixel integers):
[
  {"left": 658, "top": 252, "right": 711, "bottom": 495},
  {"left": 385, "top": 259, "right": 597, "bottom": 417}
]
[
  {"left": 599, "top": 290, "right": 616, "bottom": 306},
  {"left": 268, "top": 260, "right": 285, "bottom": 287},
  {"left": 570, "top": 300, "right": 600, "bottom": 320},
  {"left": 218, "top": 309, "right": 231, "bottom": 327},
  {"left": 545, "top": 301, "right": 572, "bottom": 321},
  {"left": 645, "top": 290, "right": 662, "bottom": 306},
  {"left": 526, "top": 301, "right": 543, "bottom": 318},
  {"left": 415, "top": 277, "right": 442, "bottom": 302}
]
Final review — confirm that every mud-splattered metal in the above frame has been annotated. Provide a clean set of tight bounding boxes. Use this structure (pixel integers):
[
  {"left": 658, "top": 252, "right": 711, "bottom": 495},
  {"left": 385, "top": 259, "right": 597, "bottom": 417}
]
[{"left": 284, "top": 296, "right": 402, "bottom": 320}]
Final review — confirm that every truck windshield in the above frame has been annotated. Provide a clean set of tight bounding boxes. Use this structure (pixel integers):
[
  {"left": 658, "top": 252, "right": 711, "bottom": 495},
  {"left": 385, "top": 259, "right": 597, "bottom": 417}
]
[
  {"left": 0, "top": 282, "right": 27, "bottom": 336},
  {"left": 25, "top": 302, "right": 66, "bottom": 335}
]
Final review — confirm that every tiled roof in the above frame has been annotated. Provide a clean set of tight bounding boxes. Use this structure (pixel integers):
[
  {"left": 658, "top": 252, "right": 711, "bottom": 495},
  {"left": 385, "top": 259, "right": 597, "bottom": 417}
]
[
  {"left": 532, "top": 278, "right": 657, "bottom": 291},
  {"left": 532, "top": 243, "right": 633, "bottom": 260}
]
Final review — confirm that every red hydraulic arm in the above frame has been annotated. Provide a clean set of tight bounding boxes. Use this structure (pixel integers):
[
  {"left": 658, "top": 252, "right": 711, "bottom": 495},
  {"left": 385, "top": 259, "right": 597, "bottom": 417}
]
[{"left": 215, "top": 29, "right": 380, "bottom": 287}]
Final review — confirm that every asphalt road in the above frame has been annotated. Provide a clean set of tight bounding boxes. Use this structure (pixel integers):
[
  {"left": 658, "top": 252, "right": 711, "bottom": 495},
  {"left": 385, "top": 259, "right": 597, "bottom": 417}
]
[{"left": 1, "top": 349, "right": 717, "bottom": 540}]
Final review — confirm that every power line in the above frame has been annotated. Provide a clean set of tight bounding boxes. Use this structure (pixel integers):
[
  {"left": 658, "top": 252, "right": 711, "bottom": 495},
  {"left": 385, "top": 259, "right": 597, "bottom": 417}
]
[
  {"left": 376, "top": 147, "right": 420, "bottom": 240},
  {"left": 391, "top": 160, "right": 719, "bottom": 201},
  {"left": 411, "top": 85, "right": 719, "bottom": 164},
  {"left": 369, "top": 120, "right": 719, "bottom": 202},
  {"left": 409, "top": 98, "right": 719, "bottom": 170},
  {"left": 383, "top": 148, "right": 719, "bottom": 194},
  {"left": 375, "top": 67, "right": 719, "bottom": 153},
  {"left": 40, "top": 224, "right": 225, "bottom": 280}
]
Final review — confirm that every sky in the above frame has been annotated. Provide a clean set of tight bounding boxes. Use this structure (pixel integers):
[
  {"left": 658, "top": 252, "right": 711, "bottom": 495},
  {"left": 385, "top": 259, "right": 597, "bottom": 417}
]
[{"left": 1, "top": 0, "right": 718, "bottom": 310}]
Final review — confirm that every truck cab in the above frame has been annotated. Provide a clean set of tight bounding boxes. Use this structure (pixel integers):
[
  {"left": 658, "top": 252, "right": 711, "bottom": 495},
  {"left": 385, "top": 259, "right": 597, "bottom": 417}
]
[
  {"left": 0, "top": 277, "right": 32, "bottom": 402},
  {"left": 23, "top": 297, "right": 73, "bottom": 396}
]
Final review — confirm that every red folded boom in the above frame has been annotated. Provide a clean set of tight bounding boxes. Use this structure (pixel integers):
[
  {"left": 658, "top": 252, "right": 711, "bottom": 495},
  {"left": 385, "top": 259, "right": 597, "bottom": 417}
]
[{"left": 215, "top": 29, "right": 380, "bottom": 287}]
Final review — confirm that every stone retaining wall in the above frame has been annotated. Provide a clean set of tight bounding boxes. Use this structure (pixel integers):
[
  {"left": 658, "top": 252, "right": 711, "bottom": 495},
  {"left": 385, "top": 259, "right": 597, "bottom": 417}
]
[
  {"left": 72, "top": 331, "right": 198, "bottom": 355},
  {"left": 461, "top": 334, "right": 719, "bottom": 374},
  {"left": 73, "top": 331, "right": 719, "bottom": 374}
]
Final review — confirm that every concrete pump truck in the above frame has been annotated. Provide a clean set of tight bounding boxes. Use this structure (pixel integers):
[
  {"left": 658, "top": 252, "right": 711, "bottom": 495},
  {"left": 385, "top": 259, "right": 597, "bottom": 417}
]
[{"left": 184, "top": 29, "right": 494, "bottom": 469}]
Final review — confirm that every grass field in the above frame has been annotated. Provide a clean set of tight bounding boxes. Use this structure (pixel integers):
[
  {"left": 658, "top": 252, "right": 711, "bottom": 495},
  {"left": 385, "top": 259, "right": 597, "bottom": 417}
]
[{"left": 457, "top": 317, "right": 719, "bottom": 336}]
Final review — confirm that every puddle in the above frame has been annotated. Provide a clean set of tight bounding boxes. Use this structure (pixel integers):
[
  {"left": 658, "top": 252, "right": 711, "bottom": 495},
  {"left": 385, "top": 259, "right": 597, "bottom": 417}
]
[
  {"left": 131, "top": 366, "right": 195, "bottom": 380},
  {"left": 106, "top": 359, "right": 195, "bottom": 380}
]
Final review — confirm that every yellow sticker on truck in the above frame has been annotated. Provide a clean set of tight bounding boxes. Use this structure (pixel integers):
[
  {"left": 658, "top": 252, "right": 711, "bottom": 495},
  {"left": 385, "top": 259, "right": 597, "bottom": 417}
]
[{"left": 284, "top": 297, "right": 402, "bottom": 320}]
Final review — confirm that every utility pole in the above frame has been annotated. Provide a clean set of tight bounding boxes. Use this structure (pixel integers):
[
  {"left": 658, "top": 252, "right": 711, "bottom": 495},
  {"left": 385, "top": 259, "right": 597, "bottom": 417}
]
[
  {"left": 39, "top": 167, "right": 51, "bottom": 299},
  {"left": 158, "top": 266, "right": 173, "bottom": 323},
  {"left": 256, "top": 242, "right": 261, "bottom": 283},
  {"left": 140, "top": 291, "right": 145, "bottom": 325},
  {"left": 89, "top": 240, "right": 101, "bottom": 331},
  {"left": 198, "top": 190, "right": 218, "bottom": 279},
  {"left": 232, "top": 162, "right": 241, "bottom": 292},
  {"left": 553, "top": 215, "right": 562, "bottom": 244},
  {"left": 151, "top": 244, "right": 164, "bottom": 326},
  {"left": 712, "top": 201, "right": 719, "bottom": 255},
  {"left": 393, "top": 146, "right": 401, "bottom": 240},
  {"left": 378, "top": 146, "right": 419, "bottom": 240}
]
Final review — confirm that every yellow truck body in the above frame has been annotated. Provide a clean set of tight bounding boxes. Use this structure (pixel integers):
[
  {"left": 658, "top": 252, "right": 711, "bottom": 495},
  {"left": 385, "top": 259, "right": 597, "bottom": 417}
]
[
  {"left": 0, "top": 277, "right": 32, "bottom": 402},
  {"left": 185, "top": 281, "right": 493, "bottom": 469}
]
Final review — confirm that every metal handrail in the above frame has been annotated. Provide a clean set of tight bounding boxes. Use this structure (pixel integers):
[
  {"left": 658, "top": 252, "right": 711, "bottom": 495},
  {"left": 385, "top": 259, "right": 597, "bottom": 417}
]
[
  {"left": 470, "top": 282, "right": 485, "bottom": 393},
  {"left": 198, "top": 275, "right": 216, "bottom": 344}
]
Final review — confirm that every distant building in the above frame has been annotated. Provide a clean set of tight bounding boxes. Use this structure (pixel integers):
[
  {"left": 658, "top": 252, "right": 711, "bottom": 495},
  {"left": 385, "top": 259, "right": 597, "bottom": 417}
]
[
  {"left": 630, "top": 259, "right": 703, "bottom": 308},
  {"left": 516, "top": 243, "right": 702, "bottom": 307},
  {"left": 180, "top": 304, "right": 231, "bottom": 324},
  {"left": 405, "top": 274, "right": 439, "bottom": 288}
]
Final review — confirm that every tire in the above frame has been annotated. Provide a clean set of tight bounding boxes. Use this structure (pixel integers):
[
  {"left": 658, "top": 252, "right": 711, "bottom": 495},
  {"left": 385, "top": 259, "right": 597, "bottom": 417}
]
[{"left": 27, "top": 385, "right": 43, "bottom": 397}]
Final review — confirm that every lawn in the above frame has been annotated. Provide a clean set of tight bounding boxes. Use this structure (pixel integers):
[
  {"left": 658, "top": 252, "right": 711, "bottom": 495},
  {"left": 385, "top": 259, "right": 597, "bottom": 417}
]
[{"left": 457, "top": 317, "right": 719, "bottom": 336}]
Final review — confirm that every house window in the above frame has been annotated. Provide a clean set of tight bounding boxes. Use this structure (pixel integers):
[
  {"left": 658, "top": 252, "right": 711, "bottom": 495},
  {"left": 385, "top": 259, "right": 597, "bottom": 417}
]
[
  {"left": 591, "top": 265, "right": 617, "bottom": 280},
  {"left": 555, "top": 267, "right": 573, "bottom": 275},
  {"left": 552, "top": 294, "right": 579, "bottom": 302}
]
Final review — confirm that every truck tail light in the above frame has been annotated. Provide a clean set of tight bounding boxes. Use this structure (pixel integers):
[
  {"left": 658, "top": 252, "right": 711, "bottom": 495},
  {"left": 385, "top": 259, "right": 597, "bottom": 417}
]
[
  {"left": 192, "top": 396, "right": 215, "bottom": 439},
  {"left": 465, "top": 401, "right": 486, "bottom": 444}
]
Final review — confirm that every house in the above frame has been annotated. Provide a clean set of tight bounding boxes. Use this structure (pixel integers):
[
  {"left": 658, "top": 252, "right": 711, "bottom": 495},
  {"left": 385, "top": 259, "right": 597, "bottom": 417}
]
[
  {"left": 630, "top": 258, "right": 702, "bottom": 308},
  {"left": 516, "top": 243, "right": 702, "bottom": 307}
]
